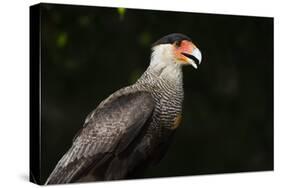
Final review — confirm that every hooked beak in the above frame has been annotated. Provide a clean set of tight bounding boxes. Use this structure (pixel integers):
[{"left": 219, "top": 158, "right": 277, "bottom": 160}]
[
  {"left": 181, "top": 47, "right": 202, "bottom": 69},
  {"left": 175, "top": 40, "right": 202, "bottom": 69}
]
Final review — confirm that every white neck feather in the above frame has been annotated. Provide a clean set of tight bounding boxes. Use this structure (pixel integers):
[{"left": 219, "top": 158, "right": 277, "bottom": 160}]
[{"left": 147, "top": 44, "right": 183, "bottom": 85}]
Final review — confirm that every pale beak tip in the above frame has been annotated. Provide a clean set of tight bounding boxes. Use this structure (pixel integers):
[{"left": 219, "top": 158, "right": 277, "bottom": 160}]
[
  {"left": 190, "top": 61, "right": 198, "bottom": 69},
  {"left": 193, "top": 48, "right": 202, "bottom": 65}
]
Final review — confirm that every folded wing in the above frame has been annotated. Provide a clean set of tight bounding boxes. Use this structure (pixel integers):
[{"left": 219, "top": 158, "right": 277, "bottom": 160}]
[{"left": 45, "top": 90, "right": 155, "bottom": 184}]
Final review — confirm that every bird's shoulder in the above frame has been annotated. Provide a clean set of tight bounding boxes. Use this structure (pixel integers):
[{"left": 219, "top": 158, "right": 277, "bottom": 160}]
[{"left": 84, "top": 85, "right": 154, "bottom": 125}]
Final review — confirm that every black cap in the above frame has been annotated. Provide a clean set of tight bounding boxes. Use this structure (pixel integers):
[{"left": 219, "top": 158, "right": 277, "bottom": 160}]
[{"left": 152, "top": 33, "right": 192, "bottom": 47}]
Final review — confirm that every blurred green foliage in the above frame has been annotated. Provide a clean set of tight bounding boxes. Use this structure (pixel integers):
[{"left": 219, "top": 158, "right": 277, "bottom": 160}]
[
  {"left": 40, "top": 3, "right": 273, "bottom": 182},
  {"left": 56, "top": 32, "right": 68, "bottom": 48},
  {"left": 117, "top": 7, "right": 126, "bottom": 20},
  {"left": 139, "top": 31, "right": 152, "bottom": 47}
]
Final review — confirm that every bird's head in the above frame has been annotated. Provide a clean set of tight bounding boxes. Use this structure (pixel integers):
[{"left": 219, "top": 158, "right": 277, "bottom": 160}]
[{"left": 150, "top": 33, "right": 202, "bottom": 69}]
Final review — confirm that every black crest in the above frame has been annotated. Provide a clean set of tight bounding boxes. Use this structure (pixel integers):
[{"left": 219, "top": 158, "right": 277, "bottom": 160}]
[{"left": 152, "top": 33, "right": 192, "bottom": 47}]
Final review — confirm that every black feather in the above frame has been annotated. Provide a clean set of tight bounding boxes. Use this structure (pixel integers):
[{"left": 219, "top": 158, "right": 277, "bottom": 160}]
[{"left": 152, "top": 33, "right": 192, "bottom": 47}]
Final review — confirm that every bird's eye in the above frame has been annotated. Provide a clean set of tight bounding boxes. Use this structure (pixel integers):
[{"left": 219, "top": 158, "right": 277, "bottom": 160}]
[{"left": 175, "top": 41, "right": 182, "bottom": 48}]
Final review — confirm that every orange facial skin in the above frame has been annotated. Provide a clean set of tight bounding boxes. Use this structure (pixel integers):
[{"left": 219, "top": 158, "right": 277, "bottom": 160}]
[{"left": 174, "top": 40, "right": 196, "bottom": 63}]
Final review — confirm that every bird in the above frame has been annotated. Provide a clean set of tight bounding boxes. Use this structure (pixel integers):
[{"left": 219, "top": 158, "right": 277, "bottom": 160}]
[{"left": 45, "top": 33, "right": 202, "bottom": 184}]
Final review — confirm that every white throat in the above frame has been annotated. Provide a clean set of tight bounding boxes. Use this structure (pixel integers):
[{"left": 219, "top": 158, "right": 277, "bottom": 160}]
[{"left": 147, "top": 44, "right": 183, "bottom": 84}]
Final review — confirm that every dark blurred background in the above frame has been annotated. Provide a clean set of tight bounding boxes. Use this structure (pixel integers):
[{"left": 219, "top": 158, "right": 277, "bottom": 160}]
[{"left": 40, "top": 3, "right": 273, "bottom": 182}]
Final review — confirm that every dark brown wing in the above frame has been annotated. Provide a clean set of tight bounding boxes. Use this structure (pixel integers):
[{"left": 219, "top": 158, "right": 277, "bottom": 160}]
[{"left": 45, "top": 90, "right": 154, "bottom": 184}]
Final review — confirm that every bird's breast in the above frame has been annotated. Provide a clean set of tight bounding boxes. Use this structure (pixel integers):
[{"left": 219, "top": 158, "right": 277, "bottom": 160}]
[
  {"left": 135, "top": 74, "right": 184, "bottom": 131},
  {"left": 150, "top": 84, "right": 183, "bottom": 132}
]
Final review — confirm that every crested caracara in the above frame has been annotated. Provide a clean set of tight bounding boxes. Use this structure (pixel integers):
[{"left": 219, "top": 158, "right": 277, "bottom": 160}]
[{"left": 45, "top": 33, "right": 202, "bottom": 184}]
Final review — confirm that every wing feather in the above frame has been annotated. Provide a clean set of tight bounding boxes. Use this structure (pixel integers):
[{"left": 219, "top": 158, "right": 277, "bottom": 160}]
[{"left": 45, "top": 90, "right": 154, "bottom": 184}]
